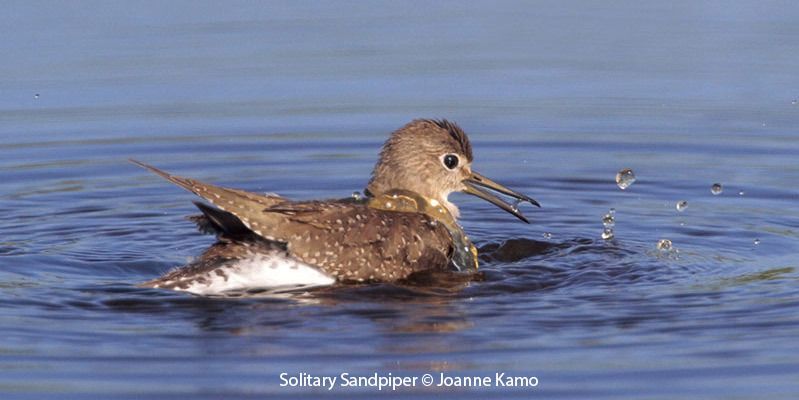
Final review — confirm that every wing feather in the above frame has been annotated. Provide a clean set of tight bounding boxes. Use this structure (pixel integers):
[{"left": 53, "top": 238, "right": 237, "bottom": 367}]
[{"left": 132, "top": 160, "right": 453, "bottom": 282}]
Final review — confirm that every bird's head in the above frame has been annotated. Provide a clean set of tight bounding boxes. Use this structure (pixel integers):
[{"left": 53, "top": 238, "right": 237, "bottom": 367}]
[{"left": 366, "top": 119, "right": 539, "bottom": 222}]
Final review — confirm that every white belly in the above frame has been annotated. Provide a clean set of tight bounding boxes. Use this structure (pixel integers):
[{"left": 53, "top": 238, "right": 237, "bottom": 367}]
[{"left": 168, "top": 253, "right": 335, "bottom": 296}]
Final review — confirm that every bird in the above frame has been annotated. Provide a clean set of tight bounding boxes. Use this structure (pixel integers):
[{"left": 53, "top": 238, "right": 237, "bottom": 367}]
[{"left": 132, "top": 119, "right": 539, "bottom": 296}]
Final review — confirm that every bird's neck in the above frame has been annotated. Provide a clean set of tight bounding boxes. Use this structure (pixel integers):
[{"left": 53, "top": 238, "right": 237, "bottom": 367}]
[
  {"left": 433, "top": 197, "right": 460, "bottom": 220},
  {"left": 365, "top": 189, "right": 457, "bottom": 222}
]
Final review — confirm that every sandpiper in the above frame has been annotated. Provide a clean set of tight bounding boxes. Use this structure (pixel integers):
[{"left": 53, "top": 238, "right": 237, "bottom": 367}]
[{"left": 133, "top": 119, "right": 538, "bottom": 295}]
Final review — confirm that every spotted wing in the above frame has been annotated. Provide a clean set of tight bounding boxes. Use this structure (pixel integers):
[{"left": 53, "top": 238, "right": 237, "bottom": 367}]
[
  {"left": 131, "top": 160, "right": 287, "bottom": 240},
  {"left": 261, "top": 201, "right": 454, "bottom": 282},
  {"left": 133, "top": 160, "right": 454, "bottom": 282}
]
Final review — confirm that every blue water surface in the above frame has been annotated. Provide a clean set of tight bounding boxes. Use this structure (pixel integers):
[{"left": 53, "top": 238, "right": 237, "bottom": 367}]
[{"left": 1, "top": 1, "right": 798, "bottom": 399}]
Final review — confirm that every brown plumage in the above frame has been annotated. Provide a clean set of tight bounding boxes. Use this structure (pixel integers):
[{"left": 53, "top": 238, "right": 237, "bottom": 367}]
[
  {"left": 134, "top": 119, "right": 538, "bottom": 294},
  {"left": 132, "top": 160, "right": 453, "bottom": 284}
]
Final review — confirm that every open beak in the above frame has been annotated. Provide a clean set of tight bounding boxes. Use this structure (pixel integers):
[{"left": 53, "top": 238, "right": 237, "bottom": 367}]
[{"left": 462, "top": 171, "right": 540, "bottom": 223}]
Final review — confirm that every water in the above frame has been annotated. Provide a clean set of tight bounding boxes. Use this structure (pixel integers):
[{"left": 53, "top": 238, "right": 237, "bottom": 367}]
[
  {"left": 601, "top": 212, "right": 615, "bottom": 228},
  {"left": 2, "top": 1, "right": 799, "bottom": 399},
  {"left": 656, "top": 239, "right": 673, "bottom": 252},
  {"left": 615, "top": 168, "right": 636, "bottom": 190}
]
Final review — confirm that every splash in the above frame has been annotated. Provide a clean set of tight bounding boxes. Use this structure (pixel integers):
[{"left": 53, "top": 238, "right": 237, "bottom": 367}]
[{"left": 616, "top": 168, "right": 636, "bottom": 190}]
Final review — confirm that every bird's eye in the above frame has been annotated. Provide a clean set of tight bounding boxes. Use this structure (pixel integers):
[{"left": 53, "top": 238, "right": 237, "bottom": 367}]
[{"left": 443, "top": 154, "right": 459, "bottom": 170}]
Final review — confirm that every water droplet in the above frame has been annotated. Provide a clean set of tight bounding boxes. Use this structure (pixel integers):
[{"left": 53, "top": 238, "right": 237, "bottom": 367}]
[
  {"left": 510, "top": 199, "right": 522, "bottom": 213},
  {"left": 656, "top": 239, "right": 673, "bottom": 251},
  {"left": 608, "top": 208, "right": 616, "bottom": 215},
  {"left": 615, "top": 168, "right": 636, "bottom": 190},
  {"left": 384, "top": 201, "right": 393, "bottom": 209},
  {"left": 676, "top": 200, "right": 688, "bottom": 212},
  {"left": 601, "top": 227, "right": 614, "bottom": 240},
  {"left": 792, "top": 99, "right": 798, "bottom": 105},
  {"left": 761, "top": 122, "right": 767, "bottom": 127},
  {"left": 753, "top": 238, "right": 760, "bottom": 245},
  {"left": 543, "top": 232, "right": 552, "bottom": 239},
  {"left": 351, "top": 191, "right": 362, "bottom": 200},
  {"left": 711, "top": 183, "right": 723, "bottom": 195},
  {"left": 602, "top": 213, "right": 615, "bottom": 228},
  {"left": 738, "top": 190, "right": 745, "bottom": 196},
  {"left": 33, "top": 93, "right": 40, "bottom": 99},
  {"left": 428, "top": 220, "right": 438, "bottom": 227}
]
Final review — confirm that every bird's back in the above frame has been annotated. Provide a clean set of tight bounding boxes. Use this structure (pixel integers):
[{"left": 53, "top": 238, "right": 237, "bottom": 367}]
[
  {"left": 133, "top": 161, "right": 456, "bottom": 288},
  {"left": 262, "top": 199, "right": 453, "bottom": 281}
]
